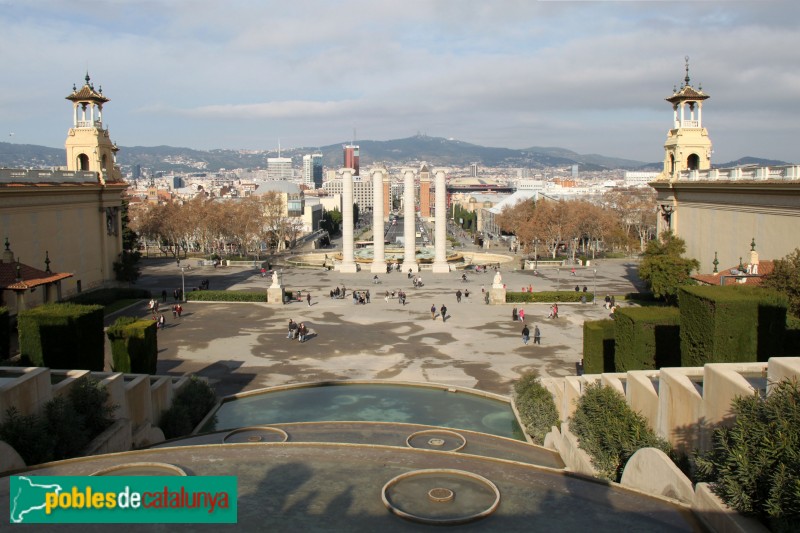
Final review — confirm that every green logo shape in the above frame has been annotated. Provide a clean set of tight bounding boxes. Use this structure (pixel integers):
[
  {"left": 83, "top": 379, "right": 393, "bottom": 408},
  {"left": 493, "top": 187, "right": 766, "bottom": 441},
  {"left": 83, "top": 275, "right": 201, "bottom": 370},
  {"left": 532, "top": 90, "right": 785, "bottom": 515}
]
[{"left": 10, "top": 476, "right": 237, "bottom": 524}]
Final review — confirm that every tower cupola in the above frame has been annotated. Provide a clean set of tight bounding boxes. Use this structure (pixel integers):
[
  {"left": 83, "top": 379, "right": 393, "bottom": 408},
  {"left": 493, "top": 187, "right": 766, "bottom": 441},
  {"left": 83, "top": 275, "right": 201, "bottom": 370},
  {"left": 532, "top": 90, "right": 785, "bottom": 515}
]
[{"left": 660, "top": 57, "right": 713, "bottom": 180}]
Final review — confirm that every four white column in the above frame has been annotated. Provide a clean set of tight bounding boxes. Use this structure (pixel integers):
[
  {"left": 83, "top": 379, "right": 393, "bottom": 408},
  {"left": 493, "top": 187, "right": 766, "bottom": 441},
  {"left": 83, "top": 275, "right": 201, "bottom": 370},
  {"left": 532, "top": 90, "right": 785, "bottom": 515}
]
[
  {"left": 370, "top": 168, "right": 387, "bottom": 273},
  {"left": 432, "top": 169, "right": 449, "bottom": 273},
  {"left": 401, "top": 169, "right": 419, "bottom": 273},
  {"left": 339, "top": 168, "right": 358, "bottom": 273}
]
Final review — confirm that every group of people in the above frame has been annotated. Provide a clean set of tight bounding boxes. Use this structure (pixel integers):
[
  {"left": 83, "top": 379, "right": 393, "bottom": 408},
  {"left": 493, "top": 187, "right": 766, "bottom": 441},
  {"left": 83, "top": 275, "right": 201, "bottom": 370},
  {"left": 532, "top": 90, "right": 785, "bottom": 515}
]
[
  {"left": 352, "top": 290, "right": 370, "bottom": 304},
  {"left": 521, "top": 324, "right": 541, "bottom": 345},
  {"left": 286, "top": 319, "right": 310, "bottom": 342},
  {"left": 430, "top": 303, "right": 448, "bottom": 322},
  {"left": 548, "top": 303, "right": 559, "bottom": 319},
  {"left": 171, "top": 304, "right": 184, "bottom": 318},
  {"left": 411, "top": 275, "right": 424, "bottom": 288},
  {"left": 329, "top": 286, "right": 347, "bottom": 299},
  {"left": 511, "top": 307, "right": 526, "bottom": 322}
]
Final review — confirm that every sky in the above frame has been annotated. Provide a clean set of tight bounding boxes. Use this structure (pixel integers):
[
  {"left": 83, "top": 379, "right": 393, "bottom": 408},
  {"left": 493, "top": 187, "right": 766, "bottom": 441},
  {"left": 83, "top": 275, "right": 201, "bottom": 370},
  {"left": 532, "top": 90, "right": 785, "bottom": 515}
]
[{"left": 2, "top": 0, "right": 799, "bottom": 164}]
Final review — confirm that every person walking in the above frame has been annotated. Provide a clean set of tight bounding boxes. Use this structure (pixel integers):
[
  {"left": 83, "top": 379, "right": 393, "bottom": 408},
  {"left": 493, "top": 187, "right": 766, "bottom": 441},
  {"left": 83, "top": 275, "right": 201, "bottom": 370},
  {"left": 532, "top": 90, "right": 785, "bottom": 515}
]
[
  {"left": 512, "top": 307, "right": 518, "bottom": 322},
  {"left": 366, "top": 290, "right": 370, "bottom": 304},
  {"left": 161, "top": 289, "right": 168, "bottom": 303},
  {"left": 307, "top": 293, "right": 312, "bottom": 307},
  {"left": 519, "top": 308, "right": 525, "bottom": 323},
  {"left": 521, "top": 324, "right": 530, "bottom": 345},
  {"left": 533, "top": 325, "right": 541, "bottom": 345},
  {"left": 385, "top": 290, "right": 390, "bottom": 303},
  {"left": 431, "top": 304, "right": 436, "bottom": 320},
  {"left": 172, "top": 305, "right": 178, "bottom": 319},
  {"left": 456, "top": 290, "right": 462, "bottom": 303},
  {"left": 464, "top": 289, "right": 470, "bottom": 299},
  {"left": 176, "top": 304, "right": 183, "bottom": 317},
  {"left": 158, "top": 314, "right": 166, "bottom": 329},
  {"left": 298, "top": 322, "right": 307, "bottom": 343},
  {"left": 440, "top": 304, "right": 448, "bottom": 322},
  {"left": 287, "top": 319, "right": 296, "bottom": 339}
]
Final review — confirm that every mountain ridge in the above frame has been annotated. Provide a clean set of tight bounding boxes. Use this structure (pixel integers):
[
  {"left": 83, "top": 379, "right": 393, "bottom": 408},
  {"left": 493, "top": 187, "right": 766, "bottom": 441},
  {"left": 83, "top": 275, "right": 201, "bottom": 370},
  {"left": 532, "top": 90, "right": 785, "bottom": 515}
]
[{"left": 0, "top": 136, "right": 788, "bottom": 174}]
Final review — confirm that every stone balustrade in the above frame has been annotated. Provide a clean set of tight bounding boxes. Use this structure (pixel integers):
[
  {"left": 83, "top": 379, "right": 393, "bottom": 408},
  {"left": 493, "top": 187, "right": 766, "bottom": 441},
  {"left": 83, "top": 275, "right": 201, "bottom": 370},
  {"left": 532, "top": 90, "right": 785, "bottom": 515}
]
[{"left": 677, "top": 164, "right": 800, "bottom": 182}]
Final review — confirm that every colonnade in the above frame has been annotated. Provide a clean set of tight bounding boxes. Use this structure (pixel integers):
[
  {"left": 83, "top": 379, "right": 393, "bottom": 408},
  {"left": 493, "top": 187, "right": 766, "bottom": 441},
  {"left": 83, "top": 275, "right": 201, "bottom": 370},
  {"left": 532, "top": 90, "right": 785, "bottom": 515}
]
[{"left": 339, "top": 167, "right": 449, "bottom": 273}]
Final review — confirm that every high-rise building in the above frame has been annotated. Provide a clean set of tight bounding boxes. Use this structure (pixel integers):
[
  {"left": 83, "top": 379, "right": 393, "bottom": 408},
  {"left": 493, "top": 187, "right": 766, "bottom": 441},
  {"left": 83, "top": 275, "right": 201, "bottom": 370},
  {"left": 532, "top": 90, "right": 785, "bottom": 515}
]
[
  {"left": 343, "top": 145, "right": 359, "bottom": 176},
  {"left": 267, "top": 157, "right": 293, "bottom": 180},
  {"left": 303, "top": 153, "right": 323, "bottom": 189},
  {"left": 470, "top": 163, "right": 478, "bottom": 178}
]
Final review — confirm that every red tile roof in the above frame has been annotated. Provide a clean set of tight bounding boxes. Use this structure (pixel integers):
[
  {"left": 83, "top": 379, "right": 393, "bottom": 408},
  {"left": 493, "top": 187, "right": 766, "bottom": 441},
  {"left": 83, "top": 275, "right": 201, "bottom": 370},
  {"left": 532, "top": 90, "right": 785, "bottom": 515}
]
[
  {"left": 0, "top": 262, "right": 73, "bottom": 291},
  {"left": 693, "top": 260, "right": 774, "bottom": 287}
]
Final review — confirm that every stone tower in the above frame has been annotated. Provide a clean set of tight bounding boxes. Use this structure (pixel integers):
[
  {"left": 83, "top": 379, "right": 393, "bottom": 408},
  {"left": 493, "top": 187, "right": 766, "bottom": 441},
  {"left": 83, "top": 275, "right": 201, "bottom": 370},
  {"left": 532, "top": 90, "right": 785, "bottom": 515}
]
[
  {"left": 661, "top": 57, "right": 712, "bottom": 181},
  {"left": 65, "top": 73, "right": 122, "bottom": 184}
]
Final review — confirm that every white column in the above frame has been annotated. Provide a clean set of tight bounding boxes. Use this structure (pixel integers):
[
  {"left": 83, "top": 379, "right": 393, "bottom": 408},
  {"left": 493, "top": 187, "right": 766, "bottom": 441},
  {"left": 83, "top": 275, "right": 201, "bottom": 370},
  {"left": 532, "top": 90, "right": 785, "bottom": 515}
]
[
  {"left": 371, "top": 168, "right": 387, "bottom": 273},
  {"left": 697, "top": 103, "right": 702, "bottom": 128},
  {"left": 401, "top": 168, "right": 419, "bottom": 273},
  {"left": 73, "top": 105, "right": 78, "bottom": 127},
  {"left": 679, "top": 103, "right": 685, "bottom": 126},
  {"left": 340, "top": 168, "right": 358, "bottom": 273},
  {"left": 432, "top": 169, "right": 449, "bottom": 273}
]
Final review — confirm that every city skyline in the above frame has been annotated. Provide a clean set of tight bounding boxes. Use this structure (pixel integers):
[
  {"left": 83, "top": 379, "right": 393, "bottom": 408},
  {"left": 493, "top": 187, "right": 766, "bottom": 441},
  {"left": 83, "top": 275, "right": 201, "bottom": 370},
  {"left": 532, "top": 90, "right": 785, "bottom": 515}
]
[{"left": 2, "top": 1, "right": 799, "bottom": 163}]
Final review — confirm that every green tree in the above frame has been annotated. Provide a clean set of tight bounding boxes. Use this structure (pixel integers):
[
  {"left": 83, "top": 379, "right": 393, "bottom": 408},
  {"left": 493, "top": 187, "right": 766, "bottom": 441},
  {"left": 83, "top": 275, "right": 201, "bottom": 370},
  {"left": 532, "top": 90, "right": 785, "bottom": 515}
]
[
  {"left": 638, "top": 231, "right": 699, "bottom": 304},
  {"left": 762, "top": 248, "right": 800, "bottom": 318},
  {"left": 114, "top": 199, "right": 142, "bottom": 283}
]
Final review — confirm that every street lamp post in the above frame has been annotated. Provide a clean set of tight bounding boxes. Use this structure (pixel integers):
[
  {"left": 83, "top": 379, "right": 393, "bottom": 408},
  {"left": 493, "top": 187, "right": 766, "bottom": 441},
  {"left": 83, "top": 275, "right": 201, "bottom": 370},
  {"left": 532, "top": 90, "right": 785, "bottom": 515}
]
[
  {"left": 180, "top": 266, "right": 186, "bottom": 303},
  {"left": 593, "top": 268, "right": 597, "bottom": 305}
]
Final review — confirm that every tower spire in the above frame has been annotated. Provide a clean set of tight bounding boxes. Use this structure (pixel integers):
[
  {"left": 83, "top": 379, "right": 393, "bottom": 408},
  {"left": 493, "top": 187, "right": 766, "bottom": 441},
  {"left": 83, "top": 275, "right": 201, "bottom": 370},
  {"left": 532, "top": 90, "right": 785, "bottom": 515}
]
[{"left": 684, "top": 55, "right": 690, "bottom": 87}]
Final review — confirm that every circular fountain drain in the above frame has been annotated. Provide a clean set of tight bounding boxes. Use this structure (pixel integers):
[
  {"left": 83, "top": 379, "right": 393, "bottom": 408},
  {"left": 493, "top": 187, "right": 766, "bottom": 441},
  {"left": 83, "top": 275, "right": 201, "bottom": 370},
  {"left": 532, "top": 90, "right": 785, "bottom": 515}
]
[
  {"left": 406, "top": 429, "right": 466, "bottom": 452},
  {"left": 428, "top": 487, "right": 454, "bottom": 503},
  {"left": 223, "top": 426, "right": 288, "bottom": 444},
  {"left": 382, "top": 469, "right": 500, "bottom": 525},
  {"left": 91, "top": 462, "right": 187, "bottom": 476}
]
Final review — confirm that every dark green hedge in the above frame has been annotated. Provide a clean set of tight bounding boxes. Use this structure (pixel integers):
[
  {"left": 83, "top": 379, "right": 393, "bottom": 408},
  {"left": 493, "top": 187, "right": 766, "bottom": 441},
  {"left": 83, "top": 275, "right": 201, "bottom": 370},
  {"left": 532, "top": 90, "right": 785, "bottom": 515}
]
[
  {"left": 106, "top": 316, "right": 158, "bottom": 374},
  {"left": 506, "top": 291, "right": 594, "bottom": 303},
  {"left": 679, "top": 286, "right": 787, "bottom": 367},
  {"left": 583, "top": 320, "right": 616, "bottom": 374},
  {"left": 185, "top": 290, "right": 267, "bottom": 302},
  {"left": 0, "top": 307, "right": 9, "bottom": 361},
  {"left": 68, "top": 287, "right": 152, "bottom": 306},
  {"left": 18, "top": 303, "right": 105, "bottom": 370},
  {"left": 614, "top": 306, "right": 681, "bottom": 371}
]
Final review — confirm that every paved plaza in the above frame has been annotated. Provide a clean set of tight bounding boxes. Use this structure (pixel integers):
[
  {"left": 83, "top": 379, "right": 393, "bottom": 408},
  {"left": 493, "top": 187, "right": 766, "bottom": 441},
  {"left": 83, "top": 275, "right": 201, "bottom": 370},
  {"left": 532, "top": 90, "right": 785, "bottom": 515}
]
[{"left": 121, "top": 257, "right": 646, "bottom": 398}]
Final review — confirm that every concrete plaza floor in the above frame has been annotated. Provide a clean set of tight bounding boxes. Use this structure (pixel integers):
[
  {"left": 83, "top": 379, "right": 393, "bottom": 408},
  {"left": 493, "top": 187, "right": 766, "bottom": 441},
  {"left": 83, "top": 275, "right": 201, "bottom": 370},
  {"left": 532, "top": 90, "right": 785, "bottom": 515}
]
[{"left": 125, "top": 257, "right": 646, "bottom": 398}]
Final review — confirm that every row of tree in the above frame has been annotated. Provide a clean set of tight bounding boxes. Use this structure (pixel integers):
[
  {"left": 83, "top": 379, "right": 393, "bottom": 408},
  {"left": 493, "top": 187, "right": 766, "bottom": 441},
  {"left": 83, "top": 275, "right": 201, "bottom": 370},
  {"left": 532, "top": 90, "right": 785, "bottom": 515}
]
[
  {"left": 129, "top": 194, "right": 303, "bottom": 259},
  {"left": 493, "top": 188, "right": 657, "bottom": 258}
]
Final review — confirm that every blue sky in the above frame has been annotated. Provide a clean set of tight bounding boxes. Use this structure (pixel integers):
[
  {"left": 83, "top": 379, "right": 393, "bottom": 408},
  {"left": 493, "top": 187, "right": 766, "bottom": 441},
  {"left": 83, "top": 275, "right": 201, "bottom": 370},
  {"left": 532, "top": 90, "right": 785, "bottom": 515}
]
[{"left": 2, "top": 0, "right": 799, "bottom": 163}]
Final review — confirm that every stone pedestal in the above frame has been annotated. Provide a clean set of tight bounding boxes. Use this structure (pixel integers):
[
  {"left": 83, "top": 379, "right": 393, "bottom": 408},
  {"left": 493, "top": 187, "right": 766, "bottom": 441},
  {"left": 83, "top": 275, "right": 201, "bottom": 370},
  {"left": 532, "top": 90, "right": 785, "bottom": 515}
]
[
  {"left": 267, "top": 286, "right": 285, "bottom": 304},
  {"left": 489, "top": 287, "right": 506, "bottom": 305}
]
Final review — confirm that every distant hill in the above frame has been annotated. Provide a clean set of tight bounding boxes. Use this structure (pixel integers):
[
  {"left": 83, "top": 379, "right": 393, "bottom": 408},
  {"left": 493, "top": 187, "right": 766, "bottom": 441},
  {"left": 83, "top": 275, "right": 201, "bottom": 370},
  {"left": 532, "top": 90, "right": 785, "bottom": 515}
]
[
  {"left": 716, "top": 157, "right": 789, "bottom": 168},
  {"left": 2, "top": 137, "right": 787, "bottom": 174}
]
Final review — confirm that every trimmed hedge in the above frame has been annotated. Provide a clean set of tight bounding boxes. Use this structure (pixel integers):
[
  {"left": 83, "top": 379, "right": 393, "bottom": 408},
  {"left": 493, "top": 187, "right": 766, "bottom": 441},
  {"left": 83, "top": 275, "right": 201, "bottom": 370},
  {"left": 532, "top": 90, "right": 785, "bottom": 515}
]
[
  {"left": 614, "top": 306, "right": 681, "bottom": 371},
  {"left": 583, "top": 320, "right": 616, "bottom": 374},
  {"left": 570, "top": 382, "right": 671, "bottom": 482},
  {"left": 506, "top": 291, "right": 594, "bottom": 304},
  {"left": 679, "top": 285, "right": 787, "bottom": 367},
  {"left": 0, "top": 306, "right": 9, "bottom": 361},
  {"left": 106, "top": 316, "right": 158, "bottom": 374},
  {"left": 513, "top": 371, "right": 560, "bottom": 445},
  {"left": 18, "top": 303, "right": 105, "bottom": 370},
  {"left": 185, "top": 290, "right": 267, "bottom": 302},
  {"left": 68, "top": 287, "right": 152, "bottom": 306}
]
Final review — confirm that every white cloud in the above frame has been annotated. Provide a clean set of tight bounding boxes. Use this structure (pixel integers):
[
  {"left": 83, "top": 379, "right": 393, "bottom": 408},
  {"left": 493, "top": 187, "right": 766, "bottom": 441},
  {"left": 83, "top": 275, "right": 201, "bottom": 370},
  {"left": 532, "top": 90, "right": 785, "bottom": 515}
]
[{"left": 1, "top": 0, "right": 799, "bottom": 162}]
